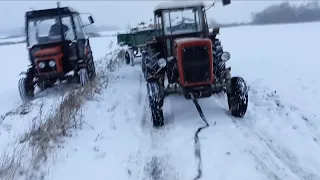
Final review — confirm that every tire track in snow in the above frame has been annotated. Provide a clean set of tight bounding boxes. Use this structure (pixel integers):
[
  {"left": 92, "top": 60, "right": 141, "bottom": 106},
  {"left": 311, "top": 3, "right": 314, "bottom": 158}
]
[
  {"left": 232, "top": 117, "right": 320, "bottom": 180},
  {"left": 215, "top": 92, "right": 320, "bottom": 180},
  {"left": 133, "top": 68, "right": 179, "bottom": 180}
]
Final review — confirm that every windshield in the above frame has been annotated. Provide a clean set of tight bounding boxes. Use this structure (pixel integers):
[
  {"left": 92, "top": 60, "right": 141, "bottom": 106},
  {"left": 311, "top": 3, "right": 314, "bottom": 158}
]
[
  {"left": 27, "top": 15, "right": 75, "bottom": 46},
  {"left": 162, "top": 7, "right": 203, "bottom": 35}
]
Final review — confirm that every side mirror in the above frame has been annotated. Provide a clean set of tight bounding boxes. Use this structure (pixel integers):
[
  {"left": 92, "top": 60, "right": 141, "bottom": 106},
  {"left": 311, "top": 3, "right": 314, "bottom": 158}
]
[
  {"left": 222, "top": 0, "right": 231, "bottom": 6},
  {"left": 88, "top": 16, "right": 94, "bottom": 24}
]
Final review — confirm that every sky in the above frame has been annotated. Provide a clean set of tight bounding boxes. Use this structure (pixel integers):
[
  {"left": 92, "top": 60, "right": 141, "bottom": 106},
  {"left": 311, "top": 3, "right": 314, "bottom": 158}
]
[{"left": 0, "top": 0, "right": 308, "bottom": 30}]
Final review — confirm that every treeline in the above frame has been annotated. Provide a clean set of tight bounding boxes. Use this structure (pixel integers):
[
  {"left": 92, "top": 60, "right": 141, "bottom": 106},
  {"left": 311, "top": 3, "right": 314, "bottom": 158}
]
[
  {"left": 251, "top": 1, "right": 320, "bottom": 25},
  {"left": 209, "top": 1, "right": 320, "bottom": 28}
]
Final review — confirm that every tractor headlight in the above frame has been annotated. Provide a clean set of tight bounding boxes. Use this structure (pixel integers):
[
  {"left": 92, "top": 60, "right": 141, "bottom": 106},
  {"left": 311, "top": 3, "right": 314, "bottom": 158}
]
[
  {"left": 157, "top": 58, "right": 167, "bottom": 68},
  {"left": 38, "top": 62, "right": 45, "bottom": 68},
  {"left": 49, "top": 60, "right": 56, "bottom": 67},
  {"left": 220, "top": 52, "right": 231, "bottom": 62}
]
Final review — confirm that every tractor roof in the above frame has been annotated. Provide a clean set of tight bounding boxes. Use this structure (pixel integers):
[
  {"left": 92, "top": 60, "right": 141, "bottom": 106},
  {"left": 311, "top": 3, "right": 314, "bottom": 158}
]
[
  {"left": 25, "top": 7, "right": 79, "bottom": 19},
  {"left": 154, "top": 1, "right": 205, "bottom": 12}
]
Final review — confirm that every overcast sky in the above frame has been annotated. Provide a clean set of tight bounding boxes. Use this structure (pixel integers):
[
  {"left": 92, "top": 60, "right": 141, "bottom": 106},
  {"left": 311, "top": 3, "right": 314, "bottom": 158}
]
[{"left": 0, "top": 0, "right": 307, "bottom": 29}]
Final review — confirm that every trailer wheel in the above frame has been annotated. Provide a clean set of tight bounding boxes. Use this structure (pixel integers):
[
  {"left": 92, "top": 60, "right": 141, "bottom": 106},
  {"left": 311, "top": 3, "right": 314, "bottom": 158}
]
[{"left": 125, "top": 51, "right": 131, "bottom": 65}]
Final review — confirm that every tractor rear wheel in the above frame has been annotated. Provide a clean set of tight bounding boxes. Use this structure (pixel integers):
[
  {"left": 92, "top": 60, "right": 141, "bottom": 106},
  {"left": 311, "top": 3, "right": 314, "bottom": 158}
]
[
  {"left": 227, "top": 76, "right": 248, "bottom": 117},
  {"left": 79, "top": 68, "right": 88, "bottom": 86},
  {"left": 87, "top": 56, "right": 96, "bottom": 80}
]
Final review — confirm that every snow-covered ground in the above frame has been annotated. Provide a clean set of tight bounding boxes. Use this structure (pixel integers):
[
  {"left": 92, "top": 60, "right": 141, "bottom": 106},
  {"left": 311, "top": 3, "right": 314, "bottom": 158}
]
[
  {"left": 0, "top": 36, "right": 119, "bottom": 179},
  {"left": 1, "top": 22, "right": 320, "bottom": 180},
  {"left": 0, "top": 36, "right": 25, "bottom": 44}
]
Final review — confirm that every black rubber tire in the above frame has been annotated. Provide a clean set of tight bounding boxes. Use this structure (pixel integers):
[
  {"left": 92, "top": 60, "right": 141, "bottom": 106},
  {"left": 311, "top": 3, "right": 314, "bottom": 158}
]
[
  {"left": 141, "top": 53, "right": 148, "bottom": 79},
  {"left": 125, "top": 51, "right": 130, "bottom": 65},
  {"left": 87, "top": 55, "right": 96, "bottom": 80},
  {"left": 18, "top": 77, "right": 34, "bottom": 103},
  {"left": 147, "top": 82, "right": 164, "bottom": 127},
  {"left": 151, "top": 105, "right": 164, "bottom": 127},
  {"left": 213, "top": 39, "right": 226, "bottom": 83},
  {"left": 227, "top": 77, "right": 248, "bottom": 117},
  {"left": 79, "top": 68, "right": 88, "bottom": 86}
]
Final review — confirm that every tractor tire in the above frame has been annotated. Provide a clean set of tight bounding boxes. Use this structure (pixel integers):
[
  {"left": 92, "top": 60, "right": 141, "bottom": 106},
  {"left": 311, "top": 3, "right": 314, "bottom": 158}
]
[
  {"left": 18, "top": 77, "right": 34, "bottom": 103},
  {"left": 87, "top": 56, "right": 96, "bottom": 80},
  {"left": 227, "top": 77, "right": 248, "bottom": 117},
  {"left": 147, "top": 82, "right": 164, "bottom": 127},
  {"left": 79, "top": 68, "right": 88, "bottom": 86},
  {"left": 141, "top": 53, "right": 147, "bottom": 78},
  {"left": 213, "top": 39, "right": 226, "bottom": 83}
]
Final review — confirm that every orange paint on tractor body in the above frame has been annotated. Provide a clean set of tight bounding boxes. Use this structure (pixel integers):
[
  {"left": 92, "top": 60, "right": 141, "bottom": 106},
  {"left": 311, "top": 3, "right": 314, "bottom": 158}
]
[
  {"left": 173, "top": 38, "right": 214, "bottom": 87},
  {"left": 34, "top": 46, "right": 64, "bottom": 74}
]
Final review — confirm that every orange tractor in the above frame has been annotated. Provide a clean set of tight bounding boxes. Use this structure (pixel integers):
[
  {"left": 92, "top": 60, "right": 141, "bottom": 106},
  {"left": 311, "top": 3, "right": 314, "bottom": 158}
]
[
  {"left": 18, "top": 4, "right": 96, "bottom": 102},
  {"left": 143, "top": 0, "right": 248, "bottom": 127}
]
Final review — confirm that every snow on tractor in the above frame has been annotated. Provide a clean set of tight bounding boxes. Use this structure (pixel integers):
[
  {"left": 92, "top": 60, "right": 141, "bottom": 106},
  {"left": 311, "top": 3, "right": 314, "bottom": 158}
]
[
  {"left": 144, "top": 0, "right": 248, "bottom": 127},
  {"left": 18, "top": 3, "right": 96, "bottom": 102}
]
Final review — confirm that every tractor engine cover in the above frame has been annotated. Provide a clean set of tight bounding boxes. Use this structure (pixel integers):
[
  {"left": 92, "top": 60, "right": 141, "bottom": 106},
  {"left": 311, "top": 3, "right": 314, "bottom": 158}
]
[
  {"left": 174, "top": 38, "right": 214, "bottom": 87},
  {"left": 33, "top": 46, "right": 64, "bottom": 74}
]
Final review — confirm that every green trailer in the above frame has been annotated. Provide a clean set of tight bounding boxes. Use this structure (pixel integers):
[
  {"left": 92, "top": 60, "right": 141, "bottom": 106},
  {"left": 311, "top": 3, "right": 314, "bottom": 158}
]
[
  {"left": 117, "top": 33, "right": 132, "bottom": 47},
  {"left": 117, "top": 28, "right": 155, "bottom": 57}
]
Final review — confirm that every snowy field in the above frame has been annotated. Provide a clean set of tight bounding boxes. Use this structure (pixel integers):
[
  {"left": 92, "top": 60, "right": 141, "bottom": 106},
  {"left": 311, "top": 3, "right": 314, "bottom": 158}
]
[
  {"left": 0, "top": 36, "right": 25, "bottom": 44},
  {"left": 0, "top": 35, "right": 118, "bottom": 179},
  {"left": 0, "top": 22, "right": 320, "bottom": 180}
]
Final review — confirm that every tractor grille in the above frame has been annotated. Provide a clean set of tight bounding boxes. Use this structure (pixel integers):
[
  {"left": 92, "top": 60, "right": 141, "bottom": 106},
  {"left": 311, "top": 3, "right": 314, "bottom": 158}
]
[
  {"left": 182, "top": 46, "right": 210, "bottom": 84},
  {"left": 37, "top": 60, "right": 57, "bottom": 73}
]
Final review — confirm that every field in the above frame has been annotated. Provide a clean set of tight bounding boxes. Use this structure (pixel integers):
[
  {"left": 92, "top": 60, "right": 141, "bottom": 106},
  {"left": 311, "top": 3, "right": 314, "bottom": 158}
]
[{"left": 0, "top": 22, "right": 319, "bottom": 180}]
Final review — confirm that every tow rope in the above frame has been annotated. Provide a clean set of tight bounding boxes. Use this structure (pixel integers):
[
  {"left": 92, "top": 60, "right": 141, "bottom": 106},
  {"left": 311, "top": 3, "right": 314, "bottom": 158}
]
[{"left": 191, "top": 94, "right": 210, "bottom": 180}]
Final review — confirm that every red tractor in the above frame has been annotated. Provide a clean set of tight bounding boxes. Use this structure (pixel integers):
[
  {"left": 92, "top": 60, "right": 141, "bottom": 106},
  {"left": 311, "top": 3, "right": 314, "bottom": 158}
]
[
  {"left": 18, "top": 4, "right": 96, "bottom": 102},
  {"left": 143, "top": 0, "right": 248, "bottom": 127}
]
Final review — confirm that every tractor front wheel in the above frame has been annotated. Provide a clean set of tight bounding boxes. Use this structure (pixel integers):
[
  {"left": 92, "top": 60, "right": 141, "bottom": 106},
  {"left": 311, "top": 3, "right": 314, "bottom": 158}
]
[
  {"left": 227, "top": 76, "right": 248, "bottom": 117},
  {"left": 147, "top": 82, "right": 164, "bottom": 127},
  {"left": 18, "top": 77, "right": 34, "bottom": 103}
]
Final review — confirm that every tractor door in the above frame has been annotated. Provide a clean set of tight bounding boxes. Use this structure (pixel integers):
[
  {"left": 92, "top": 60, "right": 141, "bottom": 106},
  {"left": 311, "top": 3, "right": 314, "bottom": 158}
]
[
  {"left": 67, "top": 14, "right": 86, "bottom": 63},
  {"left": 74, "top": 14, "right": 94, "bottom": 61}
]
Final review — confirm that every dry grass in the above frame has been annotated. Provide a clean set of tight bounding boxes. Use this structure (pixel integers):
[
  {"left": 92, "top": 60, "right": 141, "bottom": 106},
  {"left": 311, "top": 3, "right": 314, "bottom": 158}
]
[
  {"left": 0, "top": 148, "right": 24, "bottom": 180},
  {"left": 0, "top": 49, "right": 125, "bottom": 180}
]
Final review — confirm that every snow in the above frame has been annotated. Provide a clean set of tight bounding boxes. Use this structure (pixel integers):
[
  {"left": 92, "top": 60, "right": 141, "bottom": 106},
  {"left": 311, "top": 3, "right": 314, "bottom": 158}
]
[
  {"left": 174, "top": 37, "right": 205, "bottom": 43},
  {"left": 0, "top": 36, "right": 25, "bottom": 44},
  {"left": 99, "top": 29, "right": 128, "bottom": 37},
  {"left": 154, "top": 1, "right": 205, "bottom": 11},
  {"left": 1, "top": 21, "right": 320, "bottom": 180},
  {"left": 0, "top": 35, "right": 119, "bottom": 179}
]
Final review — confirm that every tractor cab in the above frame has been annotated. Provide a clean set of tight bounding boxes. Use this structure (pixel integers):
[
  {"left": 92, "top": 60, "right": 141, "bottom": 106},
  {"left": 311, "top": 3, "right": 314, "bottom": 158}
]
[
  {"left": 26, "top": 6, "right": 94, "bottom": 68},
  {"left": 151, "top": 0, "right": 230, "bottom": 58},
  {"left": 19, "top": 4, "right": 97, "bottom": 103}
]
